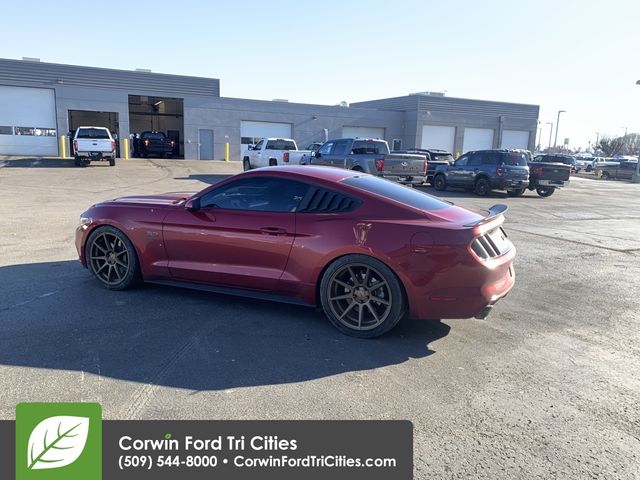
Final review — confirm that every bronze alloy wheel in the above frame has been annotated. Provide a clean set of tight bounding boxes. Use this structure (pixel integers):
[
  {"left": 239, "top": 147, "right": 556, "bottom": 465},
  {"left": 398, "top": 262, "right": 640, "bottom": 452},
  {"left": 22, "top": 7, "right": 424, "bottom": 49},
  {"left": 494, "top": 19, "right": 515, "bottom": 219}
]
[
  {"left": 327, "top": 263, "right": 393, "bottom": 331},
  {"left": 88, "top": 231, "right": 131, "bottom": 286}
]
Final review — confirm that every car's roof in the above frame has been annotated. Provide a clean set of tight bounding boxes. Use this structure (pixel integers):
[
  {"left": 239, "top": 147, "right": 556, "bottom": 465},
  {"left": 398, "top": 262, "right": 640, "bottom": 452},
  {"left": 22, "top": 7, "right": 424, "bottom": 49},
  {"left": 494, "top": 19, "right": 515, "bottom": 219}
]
[
  {"left": 245, "top": 165, "right": 359, "bottom": 182},
  {"left": 76, "top": 126, "right": 110, "bottom": 130}
]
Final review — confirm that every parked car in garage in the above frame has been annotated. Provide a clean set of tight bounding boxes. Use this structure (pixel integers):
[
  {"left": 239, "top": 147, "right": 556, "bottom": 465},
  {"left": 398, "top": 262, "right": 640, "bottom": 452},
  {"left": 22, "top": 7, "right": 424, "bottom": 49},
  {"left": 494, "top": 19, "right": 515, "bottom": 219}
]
[
  {"left": 595, "top": 160, "right": 638, "bottom": 180},
  {"left": 393, "top": 148, "right": 454, "bottom": 185},
  {"left": 433, "top": 149, "right": 529, "bottom": 196},
  {"left": 134, "top": 131, "right": 175, "bottom": 158},
  {"left": 73, "top": 126, "right": 116, "bottom": 167},
  {"left": 243, "top": 138, "right": 313, "bottom": 170},
  {"left": 75, "top": 166, "right": 516, "bottom": 338},
  {"left": 310, "top": 138, "right": 427, "bottom": 185}
]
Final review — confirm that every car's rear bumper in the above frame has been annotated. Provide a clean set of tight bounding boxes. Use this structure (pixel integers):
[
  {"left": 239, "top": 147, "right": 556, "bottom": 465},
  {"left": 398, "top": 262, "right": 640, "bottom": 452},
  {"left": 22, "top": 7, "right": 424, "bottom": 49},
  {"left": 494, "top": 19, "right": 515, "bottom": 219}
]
[
  {"left": 76, "top": 151, "right": 114, "bottom": 159},
  {"left": 492, "top": 178, "right": 529, "bottom": 190},
  {"left": 381, "top": 174, "right": 427, "bottom": 185},
  {"left": 408, "top": 247, "right": 516, "bottom": 320}
]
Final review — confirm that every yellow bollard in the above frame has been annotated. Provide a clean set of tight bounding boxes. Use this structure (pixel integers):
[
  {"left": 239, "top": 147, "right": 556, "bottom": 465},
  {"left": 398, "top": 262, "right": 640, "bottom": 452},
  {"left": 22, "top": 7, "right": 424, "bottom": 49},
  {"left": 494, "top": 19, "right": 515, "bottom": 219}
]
[
  {"left": 59, "top": 135, "right": 67, "bottom": 158},
  {"left": 225, "top": 142, "right": 230, "bottom": 162},
  {"left": 123, "top": 138, "right": 130, "bottom": 160}
]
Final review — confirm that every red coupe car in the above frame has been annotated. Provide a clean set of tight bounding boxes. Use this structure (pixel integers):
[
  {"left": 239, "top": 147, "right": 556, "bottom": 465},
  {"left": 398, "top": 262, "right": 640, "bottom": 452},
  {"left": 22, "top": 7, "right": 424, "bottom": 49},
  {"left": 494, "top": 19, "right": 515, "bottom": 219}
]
[{"left": 75, "top": 166, "right": 515, "bottom": 337}]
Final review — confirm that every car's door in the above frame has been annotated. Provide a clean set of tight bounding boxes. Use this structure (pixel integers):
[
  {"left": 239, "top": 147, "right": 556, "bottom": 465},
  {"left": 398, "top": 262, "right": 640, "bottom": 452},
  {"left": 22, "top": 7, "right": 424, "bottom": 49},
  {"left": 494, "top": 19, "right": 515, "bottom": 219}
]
[
  {"left": 465, "top": 152, "right": 485, "bottom": 187},
  {"left": 312, "top": 141, "right": 334, "bottom": 166},
  {"left": 325, "top": 139, "right": 351, "bottom": 168},
  {"left": 162, "top": 176, "right": 310, "bottom": 291},
  {"left": 249, "top": 139, "right": 264, "bottom": 167},
  {"left": 447, "top": 154, "right": 470, "bottom": 186}
]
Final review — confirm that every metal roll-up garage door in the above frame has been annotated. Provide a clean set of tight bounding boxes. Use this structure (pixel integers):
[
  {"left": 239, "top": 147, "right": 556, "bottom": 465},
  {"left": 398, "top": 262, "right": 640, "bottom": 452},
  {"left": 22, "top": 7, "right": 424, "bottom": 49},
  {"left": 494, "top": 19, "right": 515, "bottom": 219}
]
[
  {"left": 342, "top": 126, "right": 385, "bottom": 139},
  {"left": 463, "top": 128, "right": 494, "bottom": 153},
  {"left": 0, "top": 86, "right": 57, "bottom": 156},
  {"left": 501, "top": 130, "right": 530, "bottom": 150},
  {"left": 241, "top": 121, "right": 292, "bottom": 155},
  {"left": 421, "top": 125, "right": 455, "bottom": 152}
]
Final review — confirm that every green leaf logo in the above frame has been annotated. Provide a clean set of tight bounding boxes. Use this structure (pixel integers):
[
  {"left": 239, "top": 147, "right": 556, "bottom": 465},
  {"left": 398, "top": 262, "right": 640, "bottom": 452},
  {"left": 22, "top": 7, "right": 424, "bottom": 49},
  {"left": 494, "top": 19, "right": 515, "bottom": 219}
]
[{"left": 27, "top": 416, "right": 90, "bottom": 470}]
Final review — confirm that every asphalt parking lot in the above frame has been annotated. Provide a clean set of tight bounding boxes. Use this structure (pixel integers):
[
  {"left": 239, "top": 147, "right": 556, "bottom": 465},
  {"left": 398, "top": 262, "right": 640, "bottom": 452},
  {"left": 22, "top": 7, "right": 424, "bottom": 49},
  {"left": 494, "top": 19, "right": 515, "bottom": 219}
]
[{"left": 1, "top": 158, "right": 639, "bottom": 479}]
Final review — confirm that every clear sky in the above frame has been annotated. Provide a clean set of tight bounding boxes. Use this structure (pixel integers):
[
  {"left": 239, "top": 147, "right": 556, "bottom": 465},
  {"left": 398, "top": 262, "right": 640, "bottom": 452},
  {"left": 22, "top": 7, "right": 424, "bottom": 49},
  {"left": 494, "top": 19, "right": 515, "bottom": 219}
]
[{"left": 3, "top": 0, "right": 639, "bottom": 150}]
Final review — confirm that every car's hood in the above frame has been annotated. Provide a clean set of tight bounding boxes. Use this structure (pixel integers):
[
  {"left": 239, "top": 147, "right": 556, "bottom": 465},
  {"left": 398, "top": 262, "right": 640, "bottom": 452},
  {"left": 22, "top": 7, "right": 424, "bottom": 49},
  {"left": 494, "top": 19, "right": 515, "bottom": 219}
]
[{"left": 106, "top": 192, "right": 196, "bottom": 206}]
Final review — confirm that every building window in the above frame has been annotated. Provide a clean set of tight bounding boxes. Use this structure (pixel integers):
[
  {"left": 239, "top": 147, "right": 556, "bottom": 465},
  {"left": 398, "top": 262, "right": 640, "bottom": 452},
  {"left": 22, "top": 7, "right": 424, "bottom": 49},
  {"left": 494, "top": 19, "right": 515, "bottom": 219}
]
[
  {"left": 35, "top": 128, "right": 57, "bottom": 137},
  {"left": 15, "top": 127, "right": 35, "bottom": 136},
  {"left": 0, "top": 126, "right": 12, "bottom": 135}
]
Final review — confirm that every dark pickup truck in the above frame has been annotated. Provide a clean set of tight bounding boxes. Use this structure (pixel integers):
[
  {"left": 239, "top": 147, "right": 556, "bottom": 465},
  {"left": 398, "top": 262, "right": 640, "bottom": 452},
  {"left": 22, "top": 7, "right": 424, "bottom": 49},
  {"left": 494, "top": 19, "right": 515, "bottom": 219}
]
[
  {"left": 526, "top": 151, "right": 571, "bottom": 197},
  {"left": 393, "top": 148, "right": 454, "bottom": 185},
  {"left": 596, "top": 160, "right": 638, "bottom": 180},
  {"left": 310, "top": 138, "right": 427, "bottom": 185},
  {"left": 134, "top": 131, "right": 175, "bottom": 158}
]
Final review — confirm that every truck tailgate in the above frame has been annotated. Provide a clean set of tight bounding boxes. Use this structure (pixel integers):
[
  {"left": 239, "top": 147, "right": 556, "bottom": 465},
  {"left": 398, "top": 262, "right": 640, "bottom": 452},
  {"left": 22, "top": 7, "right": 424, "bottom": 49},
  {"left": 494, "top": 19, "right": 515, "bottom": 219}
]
[
  {"left": 383, "top": 153, "right": 426, "bottom": 176},
  {"left": 532, "top": 162, "right": 571, "bottom": 182},
  {"left": 75, "top": 139, "right": 112, "bottom": 152}
]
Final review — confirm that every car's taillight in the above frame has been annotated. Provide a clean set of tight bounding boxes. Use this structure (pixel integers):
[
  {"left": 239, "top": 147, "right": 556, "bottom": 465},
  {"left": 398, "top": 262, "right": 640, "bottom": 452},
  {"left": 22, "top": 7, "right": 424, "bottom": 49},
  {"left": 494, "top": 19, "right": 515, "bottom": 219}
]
[
  {"left": 144, "top": 139, "right": 149, "bottom": 146},
  {"left": 424, "top": 160, "right": 428, "bottom": 174},
  {"left": 375, "top": 157, "right": 384, "bottom": 171},
  {"left": 283, "top": 152, "right": 289, "bottom": 163},
  {"left": 496, "top": 167, "right": 504, "bottom": 176},
  {"left": 532, "top": 166, "right": 542, "bottom": 176},
  {"left": 111, "top": 140, "right": 116, "bottom": 152}
]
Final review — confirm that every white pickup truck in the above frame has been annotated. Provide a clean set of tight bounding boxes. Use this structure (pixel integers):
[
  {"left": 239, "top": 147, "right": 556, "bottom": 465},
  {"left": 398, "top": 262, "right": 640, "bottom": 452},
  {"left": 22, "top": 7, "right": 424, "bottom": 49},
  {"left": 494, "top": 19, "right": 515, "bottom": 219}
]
[
  {"left": 73, "top": 126, "right": 116, "bottom": 167},
  {"left": 242, "top": 138, "right": 312, "bottom": 170}
]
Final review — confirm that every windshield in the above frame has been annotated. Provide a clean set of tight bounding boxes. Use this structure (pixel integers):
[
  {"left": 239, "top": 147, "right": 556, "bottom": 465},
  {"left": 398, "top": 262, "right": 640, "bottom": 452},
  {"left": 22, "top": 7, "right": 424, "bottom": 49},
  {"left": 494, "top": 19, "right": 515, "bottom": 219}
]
[
  {"left": 342, "top": 175, "right": 451, "bottom": 211},
  {"left": 76, "top": 128, "right": 110, "bottom": 139},
  {"left": 351, "top": 140, "right": 389, "bottom": 155},
  {"left": 265, "top": 140, "right": 296, "bottom": 150},
  {"left": 141, "top": 132, "right": 166, "bottom": 140}
]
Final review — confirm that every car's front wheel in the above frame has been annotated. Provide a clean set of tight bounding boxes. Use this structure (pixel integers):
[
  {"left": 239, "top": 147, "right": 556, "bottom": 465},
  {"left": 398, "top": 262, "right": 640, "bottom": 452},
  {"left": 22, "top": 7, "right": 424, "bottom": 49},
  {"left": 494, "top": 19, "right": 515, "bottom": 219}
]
[
  {"left": 320, "top": 255, "right": 406, "bottom": 338},
  {"left": 86, "top": 226, "right": 140, "bottom": 290},
  {"left": 243, "top": 158, "right": 252, "bottom": 171}
]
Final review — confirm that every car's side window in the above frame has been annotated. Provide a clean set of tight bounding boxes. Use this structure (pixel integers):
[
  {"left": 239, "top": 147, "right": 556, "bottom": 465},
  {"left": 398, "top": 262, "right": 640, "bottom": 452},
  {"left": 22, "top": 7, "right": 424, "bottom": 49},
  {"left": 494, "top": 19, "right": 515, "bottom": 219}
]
[
  {"left": 200, "top": 177, "right": 310, "bottom": 212},
  {"left": 253, "top": 140, "right": 263, "bottom": 151},
  {"left": 468, "top": 153, "right": 483, "bottom": 166},
  {"left": 455, "top": 155, "right": 468, "bottom": 167},
  {"left": 331, "top": 139, "right": 351, "bottom": 156},
  {"left": 318, "top": 142, "right": 334, "bottom": 155}
]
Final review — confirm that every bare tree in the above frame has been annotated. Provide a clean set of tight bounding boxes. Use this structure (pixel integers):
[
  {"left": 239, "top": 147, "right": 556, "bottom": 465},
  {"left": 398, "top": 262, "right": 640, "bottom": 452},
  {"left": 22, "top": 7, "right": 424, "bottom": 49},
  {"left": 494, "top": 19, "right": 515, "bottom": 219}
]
[{"left": 595, "top": 134, "right": 640, "bottom": 156}]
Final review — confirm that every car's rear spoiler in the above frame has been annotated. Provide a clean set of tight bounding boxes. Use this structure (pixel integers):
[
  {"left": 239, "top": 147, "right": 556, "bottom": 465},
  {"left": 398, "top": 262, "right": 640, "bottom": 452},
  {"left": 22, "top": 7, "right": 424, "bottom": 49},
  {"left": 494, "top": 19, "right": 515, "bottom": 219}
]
[{"left": 464, "top": 204, "right": 508, "bottom": 228}]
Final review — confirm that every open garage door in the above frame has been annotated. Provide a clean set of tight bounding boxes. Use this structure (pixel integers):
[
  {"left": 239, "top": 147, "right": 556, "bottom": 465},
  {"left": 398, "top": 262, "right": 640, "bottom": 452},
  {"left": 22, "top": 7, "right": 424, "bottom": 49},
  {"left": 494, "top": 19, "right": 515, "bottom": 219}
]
[
  {"left": 342, "top": 126, "right": 385, "bottom": 139},
  {"left": 241, "top": 121, "right": 292, "bottom": 155},
  {"left": 0, "top": 86, "right": 57, "bottom": 156},
  {"left": 129, "top": 96, "right": 184, "bottom": 158},
  {"left": 463, "top": 128, "right": 494, "bottom": 153},
  {"left": 501, "top": 130, "right": 530, "bottom": 150},
  {"left": 421, "top": 125, "right": 455, "bottom": 152}
]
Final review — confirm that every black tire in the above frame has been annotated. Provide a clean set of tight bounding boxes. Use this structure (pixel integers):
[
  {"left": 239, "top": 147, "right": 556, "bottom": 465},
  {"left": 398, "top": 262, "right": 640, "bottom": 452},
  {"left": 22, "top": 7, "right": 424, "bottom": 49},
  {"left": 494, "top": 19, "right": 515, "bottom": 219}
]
[
  {"left": 165, "top": 154, "right": 173, "bottom": 159},
  {"left": 507, "top": 188, "right": 525, "bottom": 197},
  {"left": 474, "top": 177, "right": 490, "bottom": 196},
  {"left": 601, "top": 171, "right": 610, "bottom": 180},
  {"left": 269, "top": 159, "right": 277, "bottom": 166},
  {"left": 433, "top": 174, "right": 446, "bottom": 191},
  {"left": 586, "top": 165, "right": 593, "bottom": 172},
  {"left": 243, "top": 158, "right": 252, "bottom": 171},
  {"left": 109, "top": 158, "right": 116, "bottom": 167},
  {"left": 86, "top": 226, "right": 140, "bottom": 290},
  {"left": 536, "top": 186, "right": 555, "bottom": 197},
  {"left": 74, "top": 156, "right": 83, "bottom": 167},
  {"left": 319, "top": 254, "right": 406, "bottom": 338}
]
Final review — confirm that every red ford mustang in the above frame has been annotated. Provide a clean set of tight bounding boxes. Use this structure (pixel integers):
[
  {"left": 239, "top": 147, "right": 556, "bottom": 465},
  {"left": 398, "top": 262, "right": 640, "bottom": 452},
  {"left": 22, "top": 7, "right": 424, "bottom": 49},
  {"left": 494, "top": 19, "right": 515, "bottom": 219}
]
[{"left": 75, "top": 166, "right": 515, "bottom": 337}]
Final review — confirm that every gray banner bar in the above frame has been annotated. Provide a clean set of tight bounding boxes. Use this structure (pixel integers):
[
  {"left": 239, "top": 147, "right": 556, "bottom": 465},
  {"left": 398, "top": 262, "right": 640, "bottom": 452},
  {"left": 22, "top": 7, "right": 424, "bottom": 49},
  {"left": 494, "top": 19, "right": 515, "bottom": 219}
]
[{"left": 1, "top": 420, "right": 412, "bottom": 479}]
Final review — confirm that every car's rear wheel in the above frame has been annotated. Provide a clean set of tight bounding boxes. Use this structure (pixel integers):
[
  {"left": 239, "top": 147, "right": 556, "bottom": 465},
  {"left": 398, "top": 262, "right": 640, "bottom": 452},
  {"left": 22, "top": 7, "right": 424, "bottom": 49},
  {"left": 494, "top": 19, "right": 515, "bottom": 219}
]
[
  {"left": 586, "top": 165, "right": 593, "bottom": 172},
  {"left": 433, "top": 174, "right": 446, "bottom": 191},
  {"left": 243, "top": 158, "right": 252, "bottom": 171},
  {"left": 474, "top": 178, "right": 490, "bottom": 196},
  {"left": 601, "top": 171, "right": 610, "bottom": 180},
  {"left": 109, "top": 158, "right": 116, "bottom": 167},
  {"left": 269, "top": 159, "right": 277, "bottom": 166},
  {"left": 536, "top": 186, "right": 555, "bottom": 197},
  {"left": 320, "top": 255, "right": 406, "bottom": 338},
  {"left": 508, "top": 188, "right": 525, "bottom": 197},
  {"left": 86, "top": 226, "right": 140, "bottom": 290}
]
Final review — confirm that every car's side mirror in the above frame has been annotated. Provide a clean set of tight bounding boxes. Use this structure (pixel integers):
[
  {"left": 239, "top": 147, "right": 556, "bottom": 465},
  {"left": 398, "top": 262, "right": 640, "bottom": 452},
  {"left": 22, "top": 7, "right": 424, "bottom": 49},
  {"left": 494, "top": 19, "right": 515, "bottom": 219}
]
[{"left": 185, "top": 197, "right": 201, "bottom": 211}]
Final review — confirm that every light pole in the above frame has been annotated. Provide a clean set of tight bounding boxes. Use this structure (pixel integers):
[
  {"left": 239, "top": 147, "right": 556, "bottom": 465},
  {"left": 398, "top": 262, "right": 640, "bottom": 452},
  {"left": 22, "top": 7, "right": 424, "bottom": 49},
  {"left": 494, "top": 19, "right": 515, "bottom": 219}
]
[
  {"left": 553, "top": 110, "right": 566, "bottom": 150},
  {"left": 622, "top": 126, "right": 628, "bottom": 137},
  {"left": 634, "top": 80, "right": 640, "bottom": 183},
  {"left": 546, "top": 122, "right": 553, "bottom": 150}
]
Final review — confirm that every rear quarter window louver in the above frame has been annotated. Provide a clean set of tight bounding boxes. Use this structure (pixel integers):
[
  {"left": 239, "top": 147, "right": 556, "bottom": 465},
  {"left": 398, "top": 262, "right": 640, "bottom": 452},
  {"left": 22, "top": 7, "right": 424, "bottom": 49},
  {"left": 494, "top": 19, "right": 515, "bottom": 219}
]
[
  {"left": 471, "top": 227, "right": 512, "bottom": 260},
  {"left": 297, "top": 188, "right": 361, "bottom": 213}
]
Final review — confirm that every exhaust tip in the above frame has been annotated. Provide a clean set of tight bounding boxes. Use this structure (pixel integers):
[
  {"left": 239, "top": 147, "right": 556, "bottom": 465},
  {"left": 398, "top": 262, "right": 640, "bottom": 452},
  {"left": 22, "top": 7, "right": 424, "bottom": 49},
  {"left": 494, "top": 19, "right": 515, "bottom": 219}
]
[{"left": 474, "top": 306, "right": 493, "bottom": 320}]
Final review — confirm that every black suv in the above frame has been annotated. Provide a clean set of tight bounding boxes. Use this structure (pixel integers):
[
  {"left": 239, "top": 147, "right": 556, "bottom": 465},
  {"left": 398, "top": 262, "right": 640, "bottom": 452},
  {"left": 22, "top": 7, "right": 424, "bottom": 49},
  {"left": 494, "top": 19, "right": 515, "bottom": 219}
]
[{"left": 433, "top": 149, "right": 530, "bottom": 196}]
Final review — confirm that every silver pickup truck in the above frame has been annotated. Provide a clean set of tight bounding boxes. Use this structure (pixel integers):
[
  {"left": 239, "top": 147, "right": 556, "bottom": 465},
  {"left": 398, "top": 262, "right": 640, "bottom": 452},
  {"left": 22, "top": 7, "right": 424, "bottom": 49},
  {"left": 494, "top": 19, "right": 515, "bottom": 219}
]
[{"left": 307, "top": 138, "right": 426, "bottom": 185}]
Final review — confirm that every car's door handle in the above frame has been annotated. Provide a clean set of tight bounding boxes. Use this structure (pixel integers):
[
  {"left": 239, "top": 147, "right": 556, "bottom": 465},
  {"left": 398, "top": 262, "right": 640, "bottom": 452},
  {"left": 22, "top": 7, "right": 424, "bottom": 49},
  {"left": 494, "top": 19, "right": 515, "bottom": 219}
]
[{"left": 260, "top": 227, "right": 287, "bottom": 235}]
